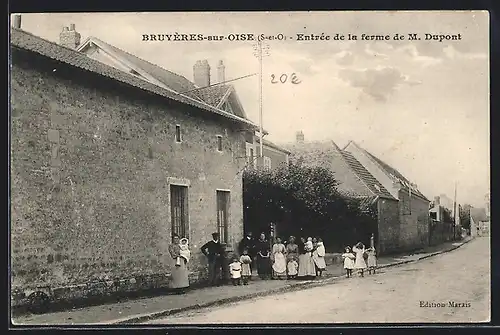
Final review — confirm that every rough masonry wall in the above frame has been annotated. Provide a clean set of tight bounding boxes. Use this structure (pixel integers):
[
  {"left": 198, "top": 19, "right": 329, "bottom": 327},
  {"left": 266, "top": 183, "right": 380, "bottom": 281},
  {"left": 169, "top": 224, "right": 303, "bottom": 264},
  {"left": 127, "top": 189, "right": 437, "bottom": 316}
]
[
  {"left": 398, "top": 191, "right": 430, "bottom": 250},
  {"left": 10, "top": 53, "right": 246, "bottom": 302},
  {"left": 377, "top": 198, "right": 400, "bottom": 255}
]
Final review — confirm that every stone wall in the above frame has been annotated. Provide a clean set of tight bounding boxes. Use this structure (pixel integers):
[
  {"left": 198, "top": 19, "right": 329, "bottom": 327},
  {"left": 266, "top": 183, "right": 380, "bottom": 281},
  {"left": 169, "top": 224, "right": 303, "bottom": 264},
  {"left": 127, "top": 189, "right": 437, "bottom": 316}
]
[
  {"left": 398, "top": 191, "right": 430, "bottom": 251},
  {"left": 10, "top": 49, "right": 247, "bottom": 305},
  {"left": 377, "top": 198, "right": 401, "bottom": 255}
]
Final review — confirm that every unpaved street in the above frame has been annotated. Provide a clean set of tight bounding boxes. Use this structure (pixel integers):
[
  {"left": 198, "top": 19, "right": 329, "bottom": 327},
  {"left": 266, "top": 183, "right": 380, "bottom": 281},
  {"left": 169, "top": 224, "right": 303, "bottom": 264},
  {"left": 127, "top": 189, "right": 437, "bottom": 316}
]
[{"left": 147, "top": 238, "right": 490, "bottom": 324}]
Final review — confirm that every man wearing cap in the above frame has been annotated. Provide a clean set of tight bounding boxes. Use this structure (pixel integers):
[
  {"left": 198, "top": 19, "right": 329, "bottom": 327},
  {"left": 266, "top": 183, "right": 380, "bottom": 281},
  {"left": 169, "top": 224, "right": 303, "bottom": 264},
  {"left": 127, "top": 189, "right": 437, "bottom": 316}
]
[{"left": 201, "top": 232, "right": 224, "bottom": 286}]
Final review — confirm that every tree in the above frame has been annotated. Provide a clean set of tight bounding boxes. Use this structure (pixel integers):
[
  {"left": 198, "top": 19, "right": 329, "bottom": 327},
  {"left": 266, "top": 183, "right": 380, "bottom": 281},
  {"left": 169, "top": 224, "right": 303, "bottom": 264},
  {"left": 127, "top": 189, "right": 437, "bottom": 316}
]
[
  {"left": 242, "top": 162, "right": 378, "bottom": 251},
  {"left": 459, "top": 204, "right": 472, "bottom": 230}
]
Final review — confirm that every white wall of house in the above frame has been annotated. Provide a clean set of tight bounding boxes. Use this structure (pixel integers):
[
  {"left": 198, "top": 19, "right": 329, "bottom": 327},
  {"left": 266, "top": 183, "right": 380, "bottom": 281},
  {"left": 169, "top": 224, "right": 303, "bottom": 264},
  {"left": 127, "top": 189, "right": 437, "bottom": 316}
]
[{"left": 344, "top": 142, "right": 400, "bottom": 199}]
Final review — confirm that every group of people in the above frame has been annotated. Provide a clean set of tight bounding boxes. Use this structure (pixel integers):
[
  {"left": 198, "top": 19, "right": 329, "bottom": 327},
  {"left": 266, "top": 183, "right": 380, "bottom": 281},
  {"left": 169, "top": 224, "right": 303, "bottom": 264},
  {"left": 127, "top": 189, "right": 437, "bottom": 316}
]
[
  {"left": 167, "top": 231, "right": 378, "bottom": 294},
  {"left": 341, "top": 242, "right": 377, "bottom": 278},
  {"left": 233, "top": 232, "right": 327, "bottom": 284}
]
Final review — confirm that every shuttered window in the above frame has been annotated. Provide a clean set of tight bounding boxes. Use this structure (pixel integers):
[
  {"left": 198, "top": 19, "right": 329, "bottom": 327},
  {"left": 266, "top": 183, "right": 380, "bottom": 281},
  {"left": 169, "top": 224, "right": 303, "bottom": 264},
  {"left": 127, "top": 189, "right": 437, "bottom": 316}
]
[{"left": 170, "top": 185, "right": 188, "bottom": 238}]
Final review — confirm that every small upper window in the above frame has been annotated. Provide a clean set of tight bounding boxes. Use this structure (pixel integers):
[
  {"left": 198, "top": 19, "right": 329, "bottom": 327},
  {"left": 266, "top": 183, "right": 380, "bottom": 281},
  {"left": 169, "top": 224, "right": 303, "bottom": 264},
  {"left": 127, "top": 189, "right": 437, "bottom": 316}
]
[
  {"left": 216, "top": 135, "right": 223, "bottom": 152},
  {"left": 175, "top": 125, "right": 182, "bottom": 142}
]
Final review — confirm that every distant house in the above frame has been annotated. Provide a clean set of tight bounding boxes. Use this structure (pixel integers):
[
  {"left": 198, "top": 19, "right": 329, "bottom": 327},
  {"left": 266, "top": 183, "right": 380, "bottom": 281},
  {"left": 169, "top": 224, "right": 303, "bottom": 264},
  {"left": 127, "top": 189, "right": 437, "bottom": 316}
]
[
  {"left": 245, "top": 138, "right": 290, "bottom": 170},
  {"left": 343, "top": 141, "right": 430, "bottom": 251},
  {"left": 470, "top": 207, "right": 489, "bottom": 237},
  {"left": 285, "top": 140, "right": 402, "bottom": 255},
  {"left": 429, "top": 196, "right": 455, "bottom": 245},
  {"left": 11, "top": 24, "right": 260, "bottom": 305}
]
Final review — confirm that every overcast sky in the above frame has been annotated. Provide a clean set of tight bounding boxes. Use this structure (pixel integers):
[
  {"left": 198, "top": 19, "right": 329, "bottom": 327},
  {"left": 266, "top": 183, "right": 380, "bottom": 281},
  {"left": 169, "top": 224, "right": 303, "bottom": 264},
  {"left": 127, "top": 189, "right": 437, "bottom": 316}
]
[{"left": 14, "top": 11, "right": 489, "bottom": 207}]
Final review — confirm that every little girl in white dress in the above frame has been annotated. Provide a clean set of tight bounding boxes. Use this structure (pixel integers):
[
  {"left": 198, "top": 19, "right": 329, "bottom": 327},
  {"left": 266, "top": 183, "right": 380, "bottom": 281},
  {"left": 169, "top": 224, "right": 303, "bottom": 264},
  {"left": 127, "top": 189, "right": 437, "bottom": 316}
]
[{"left": 342, "top": 246, "right": 355, "bottom": 278}]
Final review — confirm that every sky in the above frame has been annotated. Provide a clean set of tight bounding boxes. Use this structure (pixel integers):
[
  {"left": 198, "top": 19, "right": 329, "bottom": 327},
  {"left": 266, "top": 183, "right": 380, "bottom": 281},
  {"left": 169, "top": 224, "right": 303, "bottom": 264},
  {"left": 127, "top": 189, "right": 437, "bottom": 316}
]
[{"left": 13, "top": 11, "right": 490, "bottom": 207}]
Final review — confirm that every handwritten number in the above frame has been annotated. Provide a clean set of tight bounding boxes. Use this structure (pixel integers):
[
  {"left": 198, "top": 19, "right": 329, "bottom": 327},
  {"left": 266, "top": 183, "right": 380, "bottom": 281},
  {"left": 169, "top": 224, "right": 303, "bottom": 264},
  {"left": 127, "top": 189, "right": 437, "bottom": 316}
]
[
  {"left": 291, "top": 73, "right": 302, "bottom": 84},
  {"left": 270, "top": 73, "right": 301, "bottom": 84}
]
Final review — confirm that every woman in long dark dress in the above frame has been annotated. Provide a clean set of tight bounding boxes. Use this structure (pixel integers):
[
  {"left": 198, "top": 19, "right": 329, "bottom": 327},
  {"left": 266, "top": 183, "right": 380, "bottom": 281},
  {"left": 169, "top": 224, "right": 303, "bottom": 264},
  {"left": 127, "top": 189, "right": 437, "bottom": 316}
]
[{"left": 255, "top": 233, "right": 272, "bottom": 279}]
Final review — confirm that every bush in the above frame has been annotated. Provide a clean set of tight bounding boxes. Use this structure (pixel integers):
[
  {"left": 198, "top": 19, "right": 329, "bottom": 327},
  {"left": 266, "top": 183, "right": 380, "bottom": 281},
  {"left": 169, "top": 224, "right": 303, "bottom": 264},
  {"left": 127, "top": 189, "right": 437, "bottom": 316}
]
[{"left": 243, "top": 162, "right": 377, "bottom": 251}]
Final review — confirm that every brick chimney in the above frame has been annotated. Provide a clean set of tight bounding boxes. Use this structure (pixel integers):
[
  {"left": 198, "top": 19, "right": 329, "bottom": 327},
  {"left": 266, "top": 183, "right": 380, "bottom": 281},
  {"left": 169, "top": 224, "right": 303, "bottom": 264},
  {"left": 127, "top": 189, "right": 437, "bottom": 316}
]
[
  {"left": 296, "top": 130, "right": 304, "bottom": 143},
  {"left": 217, "top": 60, "right": 226, "bottom": 83},
  {"left": 13, "top": 15, "right": 21, "bottom": 29},
  {"left": 193, "top": 60, "right": 211, "bottom": 88},
  {"left": 59, "top": 24, "right": 81, "bottom": 49},
  {"left": 434, "top": 196, "right": 440, "bottom": 206}
]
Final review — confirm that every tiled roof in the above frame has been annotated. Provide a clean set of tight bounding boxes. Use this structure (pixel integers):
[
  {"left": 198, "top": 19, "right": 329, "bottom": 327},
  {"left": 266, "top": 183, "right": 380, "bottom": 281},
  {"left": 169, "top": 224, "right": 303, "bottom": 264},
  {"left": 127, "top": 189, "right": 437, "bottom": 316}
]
[
  {"left": 470, "top": 207, "right": 488, "bottom": 222},
  {"left": 286, "top": 141, "right": 395, "bottom": 200},
  {"left": 196, "top": 84, "right": 232, "bottom": 108},
  {"left": 340, "top": 151, "right": 394, "bottom": 199},
  {"left": 256, "top": 138, "right": 291, "bottom": 155},
  {"left": 82, "top": 37, "right": 232, "bottom": 108},
  {"left": 346, "top": 141, "right": 429, "bottom": 201},
  {"left": 10, "top": 28, "right": 258, "bottom": 129}
]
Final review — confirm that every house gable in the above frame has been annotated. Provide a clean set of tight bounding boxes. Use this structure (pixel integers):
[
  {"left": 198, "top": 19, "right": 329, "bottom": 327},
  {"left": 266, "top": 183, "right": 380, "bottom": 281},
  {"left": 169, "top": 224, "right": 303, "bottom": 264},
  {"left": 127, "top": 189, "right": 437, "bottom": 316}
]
[
  {"left": 344, "top": 141, "right": 400, "bottom": 199},
  {"left": 78, "top": 38, "right": 178, "bottom": 95}
]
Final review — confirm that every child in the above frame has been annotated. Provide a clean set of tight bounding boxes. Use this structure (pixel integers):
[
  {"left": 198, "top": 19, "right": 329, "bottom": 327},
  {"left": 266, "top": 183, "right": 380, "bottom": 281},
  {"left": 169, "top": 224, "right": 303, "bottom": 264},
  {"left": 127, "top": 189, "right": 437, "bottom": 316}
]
[
  {"left": 287, "top": 256, "right": 299, "bottom": 279},
  {"left": 312, "top": 238, "right": 327, "bottom": 277},
  {"left": 367, "top": 246, "right": 377, "bottom": 274},
  {"left": 352, "top": 242, "right": 367, "bottom": 277},
  {"left": 305, "top": 237, "right": 314, "bottom": 254},
  {"left": 239, "top": 248, "right": 252, "bottom": 285},
  {"left": 229, "top": 256, "right": 242, "bottom": 285},
  {"left": 177, "top": 238, "right": 191, "bottom": 266},
  {"left": 342, "top": 246, "right": 355, "bottom": 278}
]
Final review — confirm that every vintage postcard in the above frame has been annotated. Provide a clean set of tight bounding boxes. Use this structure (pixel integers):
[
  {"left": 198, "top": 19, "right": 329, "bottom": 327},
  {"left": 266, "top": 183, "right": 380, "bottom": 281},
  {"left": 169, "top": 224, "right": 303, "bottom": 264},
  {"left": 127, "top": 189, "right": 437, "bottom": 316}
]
[{"left": 10, "top": 11, "right": 490, "bottom": 325}]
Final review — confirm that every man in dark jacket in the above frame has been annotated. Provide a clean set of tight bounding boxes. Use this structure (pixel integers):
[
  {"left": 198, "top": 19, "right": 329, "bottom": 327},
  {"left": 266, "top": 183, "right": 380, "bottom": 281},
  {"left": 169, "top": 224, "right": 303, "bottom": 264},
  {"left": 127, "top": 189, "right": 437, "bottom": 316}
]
[
  {"left": 239, "top": 232, "right": 256, "bottom": 274},
  {"left": 238, "top": 232, "right": 255, "bottom": 256},
  {"left": 201, "top": 232, "right": 224, "bottom": 286}
]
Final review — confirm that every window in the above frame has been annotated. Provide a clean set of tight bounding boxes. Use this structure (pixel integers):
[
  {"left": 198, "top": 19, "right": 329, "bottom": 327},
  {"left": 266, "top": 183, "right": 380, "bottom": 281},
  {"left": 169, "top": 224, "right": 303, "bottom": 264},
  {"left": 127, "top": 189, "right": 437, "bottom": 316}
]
[
  {"left": 216, "top": 190, "right": 230, "bottom": 244},
  {"left": 263, "top": 156, "right": 272, "bottom": 169},
  {"left": 248, "top": 148, "right": 254, "bottom": 168},
  {"left": 216, "top": 135, "right": 223, "bottom": 152},
  {"left": 170, "top": 185, "right": 188, "bottom": 238},
  {"left": 175, "top": 125, "right": 182, "bottom": 143}
]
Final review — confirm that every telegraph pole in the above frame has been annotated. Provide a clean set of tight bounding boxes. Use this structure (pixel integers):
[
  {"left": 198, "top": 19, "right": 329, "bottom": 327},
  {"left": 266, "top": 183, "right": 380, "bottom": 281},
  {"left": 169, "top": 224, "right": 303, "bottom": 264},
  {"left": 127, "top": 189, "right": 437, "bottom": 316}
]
[
  {"left": 253, "top": 40, "right": 270, "bottom": 159},
  {"left": 258, "top": 39, "right": 264, "bottom": 158}
]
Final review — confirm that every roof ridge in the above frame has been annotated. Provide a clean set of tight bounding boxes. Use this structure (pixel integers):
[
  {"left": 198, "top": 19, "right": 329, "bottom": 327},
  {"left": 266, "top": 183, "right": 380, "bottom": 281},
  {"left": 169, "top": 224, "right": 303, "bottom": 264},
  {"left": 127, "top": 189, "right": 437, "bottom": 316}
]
[
  {"left": 331, "top": 141, "right": 377, "bottom": 198},
  {"left": 11, "top": 27, "right": 81, "bottom": 54},
  {"left": 353, "top": 143, "right": 429, "bottom": 200},
  {"left": 11, "top": 28, "right": 260, "bottom": 130},
  {"left": 89, "top": 36, "right": 195, "bottom": 86}
]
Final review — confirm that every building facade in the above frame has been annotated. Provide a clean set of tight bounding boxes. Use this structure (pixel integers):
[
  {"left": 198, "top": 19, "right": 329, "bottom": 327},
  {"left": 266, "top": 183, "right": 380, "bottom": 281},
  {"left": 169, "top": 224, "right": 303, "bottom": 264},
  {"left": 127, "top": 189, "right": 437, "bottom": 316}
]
[
  {"left": 245, "top": 137, "right": 290, "bottom": 170},
  {"left": 11, "top": 27, "right": 259, "bottom": 305},
  {"left": 343, "top": 141, "right": 430, "bottom": 251}
]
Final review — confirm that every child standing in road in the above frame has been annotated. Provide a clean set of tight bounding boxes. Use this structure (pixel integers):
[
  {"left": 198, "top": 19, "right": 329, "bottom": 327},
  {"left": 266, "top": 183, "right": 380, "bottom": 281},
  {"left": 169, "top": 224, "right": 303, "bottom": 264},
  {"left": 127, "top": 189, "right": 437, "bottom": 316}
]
[
  {"left": 353, "top": 242, "right": 367, "bottom": 277},
  {"left": 342, "top": 246, "right": 355, "bottom": 278},
  {"left": 229, "top": 256, "right": 242, "bottom": 285},
  {"left": 287, "top": 256, "right": 299, "bottom": 279},
  {"left": 239, "top": 248, "right": 252, "bottom": 285},
  {"left": 367, "top": 246, "right": 377, "bottom": 274}
]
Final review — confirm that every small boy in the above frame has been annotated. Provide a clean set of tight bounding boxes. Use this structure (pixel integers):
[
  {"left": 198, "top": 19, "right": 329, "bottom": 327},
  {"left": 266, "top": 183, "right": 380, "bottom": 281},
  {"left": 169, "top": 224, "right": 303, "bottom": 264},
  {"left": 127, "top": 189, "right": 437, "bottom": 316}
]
[{"left": 229, "top": 256, "right": 242, "bottom": 285}]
